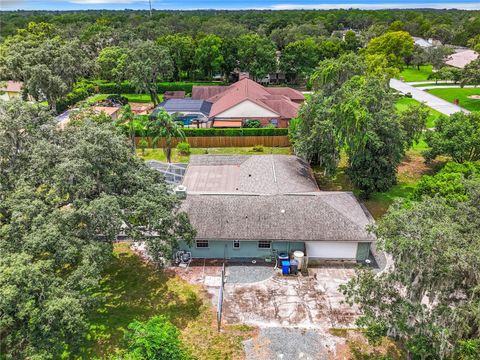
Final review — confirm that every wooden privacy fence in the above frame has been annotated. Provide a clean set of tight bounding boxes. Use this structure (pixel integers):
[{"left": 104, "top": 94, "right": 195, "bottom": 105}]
[{"left": 135, "top": 136, "right": 290, "bottom": 148}]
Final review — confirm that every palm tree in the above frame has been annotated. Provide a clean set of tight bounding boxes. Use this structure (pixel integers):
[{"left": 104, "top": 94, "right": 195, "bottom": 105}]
[
  {"left": 149, "top": 108, "right": 185, "bottom": 163},
  {"left": 117, "top": 104, "right": 138, "bottom": 154}
]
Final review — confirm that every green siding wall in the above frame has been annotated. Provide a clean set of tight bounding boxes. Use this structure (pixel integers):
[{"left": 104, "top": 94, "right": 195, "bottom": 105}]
[{"left": 178, "top": 240, "right": 305, "bottom": 259}]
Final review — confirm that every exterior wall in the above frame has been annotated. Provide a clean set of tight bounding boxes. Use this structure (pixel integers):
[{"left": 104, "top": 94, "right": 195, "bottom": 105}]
[
  {"left": 210, "top": 117, "right": 289, "bottom": 128},
  {"left": 178, "top": 240, "right": 305, "bottom": 259},
  {"left": 215, "top": 100, "right": 279, "bottom": 118}
]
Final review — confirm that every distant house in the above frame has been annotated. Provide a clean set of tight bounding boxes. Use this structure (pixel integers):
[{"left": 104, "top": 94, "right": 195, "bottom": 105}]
[
  {"left": 0, "top": 81, "right": 24, "bottom": 100},
  {"left": 172, "top": 155, "right": 375, "bottom": 262},
  {"left": 92, "top": 106, "right": 120, "bottom": 120},
  {"left": 188, "top": 74, "right": 304, "bottom": 128},
  {"left": 413, "top": 37, "right": 442, "bottom": 48},
  {"left": 445, "top": 49, "right": 479, "bottom": 69}
]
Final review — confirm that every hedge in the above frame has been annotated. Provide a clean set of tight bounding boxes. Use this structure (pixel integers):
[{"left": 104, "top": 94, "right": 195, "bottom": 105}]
[{"left": 133, "top": 127, "right": 288, "bottom": 137}]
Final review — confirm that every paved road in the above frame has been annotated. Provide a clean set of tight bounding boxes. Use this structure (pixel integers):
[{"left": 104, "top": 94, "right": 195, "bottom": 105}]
[{"left": 390, "top": 78, "right": 469, "bottom": 116}]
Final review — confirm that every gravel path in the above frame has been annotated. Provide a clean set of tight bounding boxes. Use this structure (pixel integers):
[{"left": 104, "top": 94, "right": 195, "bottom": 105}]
[
  {"left": 226, "top": 265, "right": 274, "bottom": 284},
  {"left": 390, "top": 78, "right": 469, "bottom": 116},
  {"left": 243, "top": 327, "right": 333, "bottom": 360}
]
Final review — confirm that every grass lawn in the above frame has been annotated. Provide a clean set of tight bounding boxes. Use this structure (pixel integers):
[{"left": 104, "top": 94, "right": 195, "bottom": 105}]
[
  {"left": 138, "top": 146, "right": 292, "bottom": 163},
  {"left": 87, "top": 93, "right": 158, "bottom": 104},
  {"left": 395, "top": 97, "right": 443, "bottom": 128},
  {"left": 398, "top": 65, "right": 433, "bottom": 82},
  {"left": 313, "top": 149, "right": 443, "bottom": 219},
  {"left": 427, "top": 87, "right": 480, "bottom": 112},
  {"left": 83, "top": 243, "right": 254, "bottom": 359}
]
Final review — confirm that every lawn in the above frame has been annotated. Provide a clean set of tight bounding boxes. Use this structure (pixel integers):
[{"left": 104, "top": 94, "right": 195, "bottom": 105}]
[
  {"left": 398, "top": 65, "right": 433, "bottom": 82},
  {"left": 313, "top": 149, "right": 443, "bottom": 219},
  {"left": 427, "top": 87, "right": 480, "bottom": 112},
  {"left": 83, "top": 242, "right": 253, "bottom": 359},
  {"left": 138, "top": 146, "right": 292, "bottom": 163},
  {"left": 87, "top": 93, "right": 157, "bottom": 104},
  {"left": 395, "top": 97, "right": 443, "bottom": 128}
]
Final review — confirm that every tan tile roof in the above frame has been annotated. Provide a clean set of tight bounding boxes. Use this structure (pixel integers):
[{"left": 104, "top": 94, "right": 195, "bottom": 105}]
[
  {"left": 0, "top": 81, "right": 23, "bottom": 93},
  {"left": 191, "top": 78, "right": 304, "bottom": 119},
  {"left": 445, "top": 49, "right": 479, "bottom": 69}
]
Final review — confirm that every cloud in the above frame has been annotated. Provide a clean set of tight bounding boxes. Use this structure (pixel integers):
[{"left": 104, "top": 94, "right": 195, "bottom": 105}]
[
  {"left": 270, "top": 3, "right": 480, "bottom": 10},
  {"left": 68, "top": 0, "right": 147, "bottom": 4}
]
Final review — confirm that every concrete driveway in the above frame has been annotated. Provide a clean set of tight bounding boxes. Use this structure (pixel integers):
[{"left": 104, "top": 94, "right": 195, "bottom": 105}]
[
  {"left": 222, "top": 265, "right": 358, "bottom": 359},
  {"left": 390, "top": 78, "right": 469, "bottom": 116}
]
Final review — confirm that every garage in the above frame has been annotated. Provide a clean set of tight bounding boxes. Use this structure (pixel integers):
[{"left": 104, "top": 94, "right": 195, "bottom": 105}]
[{"left": 305, "top": 241, "right": 370, "bottom": 261}]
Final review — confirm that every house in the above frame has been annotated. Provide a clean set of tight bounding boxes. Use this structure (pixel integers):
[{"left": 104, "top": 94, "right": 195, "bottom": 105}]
[
  {"left": 92, "top": 106, "right": 120, "bottom": 120},
  {"left": 164, "top": 91, "right": 186, "bottom": 100},
  {"left": 188, "top": 74, "right": 304, "bottom": 128},
  {"left": 445, "top": 49, "right": 479, "bottom": 69},
  {"left": 413, "top": 37, "right": 442, "bottom": 48},
  {"left": 150, "top": 98, "right": 212, "bottom": 127},
  {"left": 0, "top": 81, "right": 24, "bottom": 100},
  {"left": 174, "top": 155, "right": 375, "bottom": 263}
]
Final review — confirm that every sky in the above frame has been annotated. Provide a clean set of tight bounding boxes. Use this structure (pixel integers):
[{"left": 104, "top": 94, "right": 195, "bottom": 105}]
[{"left": 2, "top": 0, "right": 480, "bottom": 11}]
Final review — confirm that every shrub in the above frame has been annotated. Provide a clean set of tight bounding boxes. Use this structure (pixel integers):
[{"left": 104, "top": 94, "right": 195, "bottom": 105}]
[
  {"left": 176, "top": 141, "right": 191, "bottom": 155},
  {"left": 106, "top": 94, "right": 129, "bottom": 105},
  {"left": 244, "top": 119, "right": 262, "bottom": 128},
  {"left": 120, "top": 316, "right": 190, "bottom": 360},
  {"left": 252, "top": 145, "right": 264, "bottom": 152}
]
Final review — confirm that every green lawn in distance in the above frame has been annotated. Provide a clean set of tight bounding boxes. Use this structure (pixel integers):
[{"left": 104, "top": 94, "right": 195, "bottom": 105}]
[
  {"left": 398, "top": 65, "right": 433, "bottom": 82},
  {"left": 427, "top": 88, "right": 480, "bottom": 112},
  {"left": 87, "top": 93, "right": 158, "bottom": 104}
]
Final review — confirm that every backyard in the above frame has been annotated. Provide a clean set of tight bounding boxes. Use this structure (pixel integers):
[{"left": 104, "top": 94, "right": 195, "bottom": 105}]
[
  {"left": 137, "top": 146, "right": 292, "bottom": 162},
  {"left": 82, "top": 242, "right": 254, "bottom": 359},
  {"left": 426, "top": 87, "right": 480, "bottom": 112},
  {"left": 398, "top": 65, "right": 433, "bottom": 82},
  {"left": 313, "top": 147, "right": 443, "bottom": 219}
]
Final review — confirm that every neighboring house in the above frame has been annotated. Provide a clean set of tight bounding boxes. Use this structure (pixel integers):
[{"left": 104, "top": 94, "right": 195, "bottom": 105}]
[
  {"left": 174, "top": 155, "right": 375, "bottom": 262},
  {"left": 445, "top": 49, "right": 479, "bottom": 69},
  {"left": 0, "top": 81, "right": 24, "bottom": 100},
  {"left": 93, "top": 106, "right": 120, "bottom": 120},
  {"left": 56, "top": 106, "right": 120, "bottom": 129},
  {"left": 150, "top": 98, "right": 212, "bottom": 127},
  {"left": 188, "top": 74, "right": 304, "bottom": 128},
  {"left": 413, "top": 37, "right": 442, "bottom": 48}
]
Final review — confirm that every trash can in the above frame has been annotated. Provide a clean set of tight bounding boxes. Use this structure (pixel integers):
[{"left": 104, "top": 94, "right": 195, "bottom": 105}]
[
  {"left": 278, "top": 252, "right": 289, "bottom": 263},
  {"left": 289, "top": 259, "right": 299, "bottom": 275},
  {"left": 281, "top": 260, "right": 290, "bottom": 275}
]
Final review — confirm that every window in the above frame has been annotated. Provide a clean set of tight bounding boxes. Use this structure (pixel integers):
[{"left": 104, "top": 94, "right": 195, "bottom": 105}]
[
  {"left": 233, "top": 240, "right": 240, "bottom": 249},
  {"left": 196, "top": 240, "right": 209, "bottom": 248},
  {"left": 258, "top": 240, "right": 271, "bottom": 249}
]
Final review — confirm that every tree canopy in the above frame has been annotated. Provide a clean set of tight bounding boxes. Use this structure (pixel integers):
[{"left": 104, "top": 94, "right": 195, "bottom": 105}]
[{"left": 0, "top": 99, "right": 195, "bottom": 359}]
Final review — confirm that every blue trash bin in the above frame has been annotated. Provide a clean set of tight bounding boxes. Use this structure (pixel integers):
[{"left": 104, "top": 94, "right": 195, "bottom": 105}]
[
  {"left": 281, "top": 260, "right": 290, "bottom": 275},
  {"left": 278, "top": 252, "right": 289, "bottom": 264}
]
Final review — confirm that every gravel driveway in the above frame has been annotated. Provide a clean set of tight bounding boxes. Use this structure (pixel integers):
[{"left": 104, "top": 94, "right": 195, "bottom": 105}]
[{"left": 243, "top": 327, "right": 333, "bottom": 360}]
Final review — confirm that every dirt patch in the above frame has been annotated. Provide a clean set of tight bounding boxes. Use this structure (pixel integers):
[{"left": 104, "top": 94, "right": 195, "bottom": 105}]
[
  {"left": 397, "top": 151, "right": 442, "bottom": 184},
  {"left": 468, "top": 95, "right": 480, "bottom": 100},
  {"left": 333, "top": 330, "right": 405, "bottom": 359}
]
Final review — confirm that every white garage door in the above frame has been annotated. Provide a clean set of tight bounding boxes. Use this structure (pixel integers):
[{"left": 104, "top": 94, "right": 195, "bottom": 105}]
[{"left": 306, "top": 241, "right": 358, "bottom": 260}]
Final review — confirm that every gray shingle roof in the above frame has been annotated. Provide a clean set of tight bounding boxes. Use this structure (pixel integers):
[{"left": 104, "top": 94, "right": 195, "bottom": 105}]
[
  {"left": 183, "top": 155, "right": 319, "bottom": 194},
  {"left": 180, "top": 192, "right": 375, "bottom": 242}
]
